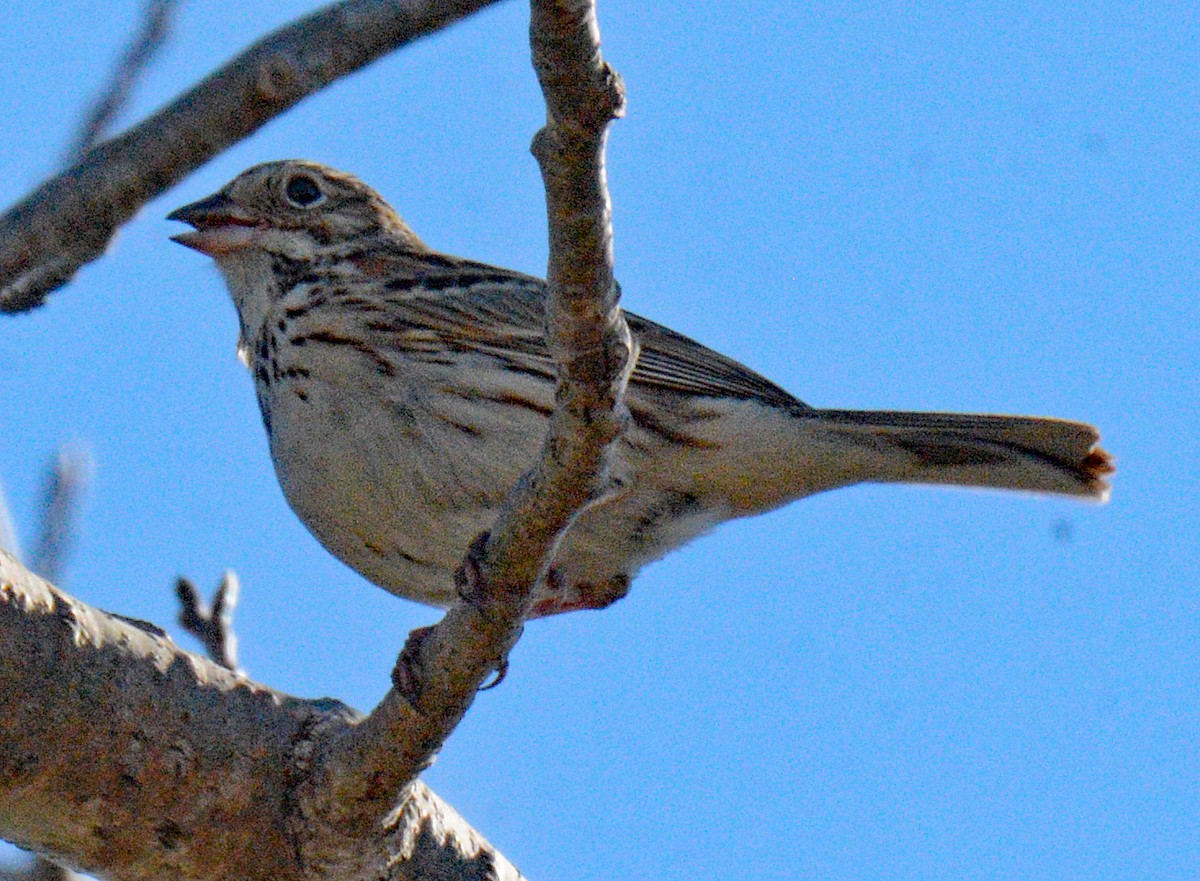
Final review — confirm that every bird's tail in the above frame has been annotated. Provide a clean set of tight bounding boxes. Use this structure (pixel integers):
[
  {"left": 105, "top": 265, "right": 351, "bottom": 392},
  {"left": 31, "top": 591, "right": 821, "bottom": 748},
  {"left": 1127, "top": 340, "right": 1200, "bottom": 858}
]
[{"left": 811, "top": 409, "right": 1114, "bottom": 500}]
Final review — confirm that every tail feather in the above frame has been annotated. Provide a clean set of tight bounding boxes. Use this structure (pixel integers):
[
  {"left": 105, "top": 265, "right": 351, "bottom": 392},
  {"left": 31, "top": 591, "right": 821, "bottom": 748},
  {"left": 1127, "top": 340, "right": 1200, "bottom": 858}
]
[{"left": 813, "top": 409, "right": 1114, "bottom": 500}]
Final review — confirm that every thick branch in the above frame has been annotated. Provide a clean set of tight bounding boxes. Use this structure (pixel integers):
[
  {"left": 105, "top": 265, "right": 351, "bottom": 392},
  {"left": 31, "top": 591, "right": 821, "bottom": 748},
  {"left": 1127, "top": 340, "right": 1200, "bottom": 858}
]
[
  {"left": 0, "top": 552, "right": 305, "bottom": 879},
  {"left": 0, "top": 0, "right": 507, "bottom": 312},
  {"left": 308, "top": 0, "right": 629, "bottom": 852},
  {"left": 0, "top": 552, "right": 524, "bottom": 881}
]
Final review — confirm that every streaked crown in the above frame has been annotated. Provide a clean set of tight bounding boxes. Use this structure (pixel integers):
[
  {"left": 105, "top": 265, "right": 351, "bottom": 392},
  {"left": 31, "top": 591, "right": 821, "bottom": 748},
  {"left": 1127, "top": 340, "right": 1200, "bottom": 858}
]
[{"left": 170, "top": 159, "right": 426, "bottom": 254}]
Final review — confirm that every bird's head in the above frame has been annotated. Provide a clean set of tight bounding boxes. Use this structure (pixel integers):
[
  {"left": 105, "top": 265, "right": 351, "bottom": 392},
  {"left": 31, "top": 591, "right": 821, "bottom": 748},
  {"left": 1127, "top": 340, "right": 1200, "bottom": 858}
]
[
  {"left": 167, "top": 159, "right": 425, "bottom": 261},
  {"left": 169, "top": 160, "right": 426, "bottom": 362}
]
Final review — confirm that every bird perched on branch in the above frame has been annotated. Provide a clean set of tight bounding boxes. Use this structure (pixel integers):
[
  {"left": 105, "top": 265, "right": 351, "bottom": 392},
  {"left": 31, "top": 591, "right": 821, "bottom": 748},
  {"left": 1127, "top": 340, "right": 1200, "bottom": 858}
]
[{"left": 169, "top": 160, "right": 1113, "bottom": 617}]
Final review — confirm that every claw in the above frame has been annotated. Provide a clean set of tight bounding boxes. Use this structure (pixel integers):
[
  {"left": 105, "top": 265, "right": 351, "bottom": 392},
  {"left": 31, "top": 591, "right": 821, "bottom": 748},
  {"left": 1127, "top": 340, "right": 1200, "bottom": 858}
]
[{"left": 478, "top": 657, "right": 510, "bottom": 691}]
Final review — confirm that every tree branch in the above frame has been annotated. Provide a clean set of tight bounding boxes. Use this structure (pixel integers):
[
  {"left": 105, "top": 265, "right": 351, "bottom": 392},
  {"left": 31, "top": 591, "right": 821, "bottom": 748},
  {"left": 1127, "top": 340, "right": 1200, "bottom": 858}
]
[
  {"left": 498, "top": 0, "right": 630, "bottom": 589},
  {"left": 0, "top": 0, "right": 508, "bottom": 313},
  {"left": 306, "top": 0, "right": 629, "bottom": 856},
  {"left": 0, "top": 552, "right": 525, "bottom": 881},
  {"left": 0, "top": 449, "right": 90, "bottom": 881}
]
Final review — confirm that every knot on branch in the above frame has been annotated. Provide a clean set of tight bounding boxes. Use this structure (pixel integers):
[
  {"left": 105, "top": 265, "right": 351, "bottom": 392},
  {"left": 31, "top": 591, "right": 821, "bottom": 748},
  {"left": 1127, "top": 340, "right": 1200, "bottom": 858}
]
[
  {"left": 556, "top": 60, "right": 625, "bottom": 134},
  {"left": 530, "top": 1, "right": 626, "bottom": 136},
  {"left": 254, "top": 52, "right": 307, "bottom": 105},
  {"left": 453, "top": 530, "right": 538, "bottom": 628},
  {"left": 555, "top": 331, "right": 632, "bottom": 386},
  {"left": 391, "top": 625, "right": 436, "bottom": 707},
  {"left": 591, "top": 60, "right": 627, "bottom": 128}
]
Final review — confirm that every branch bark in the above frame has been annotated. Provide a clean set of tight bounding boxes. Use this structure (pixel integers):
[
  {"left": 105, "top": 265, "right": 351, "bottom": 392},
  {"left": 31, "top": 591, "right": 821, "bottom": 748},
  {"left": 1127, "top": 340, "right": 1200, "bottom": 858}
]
[
  {"left": 0, "top": 552, "right": 525, "bottom": 881},
  {"left": 0, "top": 0, "right": 507, "bottom": 313}
]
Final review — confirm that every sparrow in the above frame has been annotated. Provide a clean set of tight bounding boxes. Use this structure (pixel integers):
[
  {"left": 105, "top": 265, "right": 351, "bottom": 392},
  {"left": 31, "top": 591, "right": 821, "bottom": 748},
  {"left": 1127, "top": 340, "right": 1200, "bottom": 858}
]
[{"left": 169, "top": 160, "right": 1113, "bottom": 616}]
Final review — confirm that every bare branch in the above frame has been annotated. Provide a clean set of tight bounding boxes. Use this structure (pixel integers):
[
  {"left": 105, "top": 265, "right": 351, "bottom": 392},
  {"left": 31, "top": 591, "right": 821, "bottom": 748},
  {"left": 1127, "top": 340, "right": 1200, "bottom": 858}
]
[
  {"left": 0, "top": 552, "right": 525, "bottom": 880},
  {"left": 176, "top": 572, "right": 240, "bottom": 670},
  {"left": 0, "top": 0, "right": 507, "bottom": 313},
  {"left": 494, "top": 0, "right": 630, "bottom": 588},
  {"left": 66, "top": 0, "right": 180, "bottom": 160},
  {"left": 27, "top": 445, "right": 92, "bottom": 585},
  {"left": 309, "top": 0, "right": 629, "bottom": 850}
]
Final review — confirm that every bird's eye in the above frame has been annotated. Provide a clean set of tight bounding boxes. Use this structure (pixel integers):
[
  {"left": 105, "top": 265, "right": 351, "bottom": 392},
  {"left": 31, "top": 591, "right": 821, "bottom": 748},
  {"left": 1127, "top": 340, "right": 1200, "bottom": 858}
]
[{"left": 284, "top": 175, "right": 324, "bottom": 208}]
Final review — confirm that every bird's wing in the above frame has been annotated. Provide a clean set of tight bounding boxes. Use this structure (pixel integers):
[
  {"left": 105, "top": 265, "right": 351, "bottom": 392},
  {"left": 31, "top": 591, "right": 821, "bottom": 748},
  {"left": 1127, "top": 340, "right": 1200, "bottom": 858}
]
[
  {"left": 624, "top": 311, "right": 807, "bottom": 409},
  {"left": 365, "top": 256, "right": 806, "bottom": 409}
]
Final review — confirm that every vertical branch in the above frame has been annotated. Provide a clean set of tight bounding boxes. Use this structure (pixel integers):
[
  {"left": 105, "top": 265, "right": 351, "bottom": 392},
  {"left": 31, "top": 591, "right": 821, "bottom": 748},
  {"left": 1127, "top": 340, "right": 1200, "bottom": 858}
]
[
  {"left": 309, "top": 0, "right": 630, "bottom": 864},
  {"left": 471, "top": 0, "right": 631, "bottom": 602}
]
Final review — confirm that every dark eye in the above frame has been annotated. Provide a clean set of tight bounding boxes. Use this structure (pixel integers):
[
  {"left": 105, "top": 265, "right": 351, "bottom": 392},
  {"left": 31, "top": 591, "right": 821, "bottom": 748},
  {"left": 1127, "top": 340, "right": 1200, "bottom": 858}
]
[{"left": 284, "top": 175, "right": 324, "bottom": 207}]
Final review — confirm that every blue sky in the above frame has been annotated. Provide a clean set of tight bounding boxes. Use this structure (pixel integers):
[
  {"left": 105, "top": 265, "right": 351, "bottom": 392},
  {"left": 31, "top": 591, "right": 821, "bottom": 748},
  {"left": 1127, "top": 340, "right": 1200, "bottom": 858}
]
[{"left": 2, "top": 2, "right": 1197, "bottom": 878}]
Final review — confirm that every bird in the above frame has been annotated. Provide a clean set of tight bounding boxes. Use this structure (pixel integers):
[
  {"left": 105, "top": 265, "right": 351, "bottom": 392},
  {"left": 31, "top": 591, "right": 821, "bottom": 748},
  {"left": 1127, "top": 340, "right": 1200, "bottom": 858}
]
[{"left": 168, "top": 160, "right": 1113, "bottom": 617}]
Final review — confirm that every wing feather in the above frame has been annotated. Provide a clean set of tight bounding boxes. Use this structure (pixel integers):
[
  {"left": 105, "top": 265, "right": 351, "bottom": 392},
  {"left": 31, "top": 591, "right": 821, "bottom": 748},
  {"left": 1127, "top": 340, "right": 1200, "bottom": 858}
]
[{"left": 357, "top": 255, "right": 806, "bottom": 408}]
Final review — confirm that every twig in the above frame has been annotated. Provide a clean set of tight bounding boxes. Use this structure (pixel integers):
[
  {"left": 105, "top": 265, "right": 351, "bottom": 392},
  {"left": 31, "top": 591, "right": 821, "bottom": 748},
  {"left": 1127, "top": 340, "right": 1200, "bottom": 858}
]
[
  {"left": 0, "top": 0, "right": 508, "bottom": 313},
  {"left": 28, "top": 445, "right": 92, "bottom": 585},
  {"left": 65, "top": 0, "right": 180, "bottom": 160},
  {"left": 176, "top": 572, "right": 240, "bottom": 671},
  {"left": 307, "top": 0, "right": 629, "bottom": 861}
]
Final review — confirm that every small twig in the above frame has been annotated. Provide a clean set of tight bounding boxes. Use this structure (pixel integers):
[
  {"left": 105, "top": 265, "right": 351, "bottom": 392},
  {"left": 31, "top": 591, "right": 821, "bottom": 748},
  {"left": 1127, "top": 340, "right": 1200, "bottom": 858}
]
[
  {"left": 66, "top": 0, "right": 179, "bottom": 160},
  {"left": 0, "top": 0, "right": 508, "bottom": 313},
  {"left": 28, "top": 445, "right": 93, "bottom": 585},
  {"left": 176, "top": 572, "right": 240, "bottom": 670}
]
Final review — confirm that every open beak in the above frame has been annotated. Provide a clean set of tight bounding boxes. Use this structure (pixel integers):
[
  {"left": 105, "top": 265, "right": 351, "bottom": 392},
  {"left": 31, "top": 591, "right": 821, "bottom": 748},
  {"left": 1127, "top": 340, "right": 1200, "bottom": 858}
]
[{"left": 167, "top": 192, "right": 263, "bottom": 257}]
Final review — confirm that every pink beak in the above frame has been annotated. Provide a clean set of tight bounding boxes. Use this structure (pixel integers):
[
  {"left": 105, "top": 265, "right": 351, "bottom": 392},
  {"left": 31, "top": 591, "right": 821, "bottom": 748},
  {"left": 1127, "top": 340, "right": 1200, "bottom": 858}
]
[{"left": 167, "top": 192, "right": 263, "bottom": 257}]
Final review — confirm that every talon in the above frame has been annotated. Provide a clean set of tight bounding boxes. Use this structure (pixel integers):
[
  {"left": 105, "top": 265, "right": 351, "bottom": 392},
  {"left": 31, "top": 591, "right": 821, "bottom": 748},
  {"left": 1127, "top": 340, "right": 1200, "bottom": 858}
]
[{"left": 478, "top": 656, "right": 510, "bottom": 691}]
